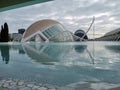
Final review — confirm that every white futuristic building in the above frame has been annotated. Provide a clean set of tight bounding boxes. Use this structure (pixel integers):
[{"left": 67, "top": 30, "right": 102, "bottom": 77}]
[
  {"left": 21, "top": 19, "right": 74, "bottom": 42},
  {"left": 95, "top": 28, "right": 120, "bottom": 41},
  {"left": 74, "top": 29, "right": 88, "bottom": 41}
]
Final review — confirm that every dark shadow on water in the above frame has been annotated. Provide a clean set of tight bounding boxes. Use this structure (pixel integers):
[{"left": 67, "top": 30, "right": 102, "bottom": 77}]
[
  {"left": 105, "top": 45, "right": 120, "bottom": 53},
  {"left": 0, "top": 45, "right": 10, "bottom": 64}
]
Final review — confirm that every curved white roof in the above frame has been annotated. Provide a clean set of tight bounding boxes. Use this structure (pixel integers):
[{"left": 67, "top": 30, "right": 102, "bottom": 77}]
[
  {"left": 22, "top": 19, "right": 61, "bottom": 41},
  {"left": 105, "top": 28, "right": 120, "bottom": 36}
]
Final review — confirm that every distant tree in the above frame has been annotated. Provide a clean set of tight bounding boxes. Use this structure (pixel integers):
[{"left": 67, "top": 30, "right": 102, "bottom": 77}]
[
  {"left": 4, "top": 22, "right": 9, "bottom": 42},
  {"left": 0, "top": 22, "right": 9, "bottom": 42},
  {"left": 0, "top": 25, "right": 3, "bottom": 41},
  {"left": 1, "top": 25, "right": 3, "bottom": 31},
  {"left": 0, "top": 25, "right": 4, "bottom": 42}
]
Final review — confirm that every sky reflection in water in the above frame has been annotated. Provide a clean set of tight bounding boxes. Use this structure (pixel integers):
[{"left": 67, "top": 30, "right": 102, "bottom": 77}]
[{"left": 0, "top": 41, "right": 120, "bottom": 86}]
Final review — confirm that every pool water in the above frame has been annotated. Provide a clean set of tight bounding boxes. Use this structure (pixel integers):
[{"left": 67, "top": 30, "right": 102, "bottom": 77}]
[{"left": 0, "top": 41, "right": 120, "bottom": 86}]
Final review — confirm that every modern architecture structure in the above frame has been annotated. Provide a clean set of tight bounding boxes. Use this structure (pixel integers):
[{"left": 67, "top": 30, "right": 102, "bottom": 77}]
[
  {"left": 95, "top": 28, "right": 120, "bottom": 41},
  {"left": 73, "top": 29, "right": 88, "bottom": 41},
  {"left": 9, "top": 29, "right": 25, "bottom": 42},
  {"left": 21, "top": 19, "right": 74, "bottom": 42},
  {"left": 10, "top": 33, "right": 22, "bottom": 42}
]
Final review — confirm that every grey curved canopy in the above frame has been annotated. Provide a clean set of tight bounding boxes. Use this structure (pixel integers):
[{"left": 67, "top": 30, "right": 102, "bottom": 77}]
[{"left": 0, "top": 0, "right": 53, "bottom": 12}]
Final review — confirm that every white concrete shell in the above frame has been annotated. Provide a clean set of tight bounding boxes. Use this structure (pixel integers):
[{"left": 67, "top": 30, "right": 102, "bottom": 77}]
[
  {"left": 21, "top": 19, "right": 61, "bottom": 42},
  {"left": 21, "top": 19, "right": 74, "bottom": 42}
]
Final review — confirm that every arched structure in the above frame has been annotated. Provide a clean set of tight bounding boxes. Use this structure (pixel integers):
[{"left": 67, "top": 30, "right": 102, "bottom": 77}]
[
  {"left": 21, "top": 19, "right": 74, "bottom": 42},
  {"left": 74, "top": 29, "right": 88, "bottom": 41},
  {"left": 95, "top": 28, "right": 120, "bottom": 41}
]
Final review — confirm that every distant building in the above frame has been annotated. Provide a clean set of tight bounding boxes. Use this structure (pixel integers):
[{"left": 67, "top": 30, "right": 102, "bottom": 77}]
[
  {"left": 73, "top": 29, "right": 88, "bottom": 41},
  {"left": 18, "top": 29, "right": 25, "bottom": 34},
  {"left": 95, "top": 28, "right": 120, "bottom": 41},
  {"left": 21, "top": 19, "right": 74, "bottom": 42},
  {"left": 10, "top": 33, "right": 22, "bottom": 42}
]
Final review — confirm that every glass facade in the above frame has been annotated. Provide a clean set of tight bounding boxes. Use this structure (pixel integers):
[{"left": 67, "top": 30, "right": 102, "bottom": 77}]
[
  {"left": 42, "top": 24, "right": 65, "bottom": 39},
  {"left": 41, "top": 24, "right": 74, "bottom": 42}
]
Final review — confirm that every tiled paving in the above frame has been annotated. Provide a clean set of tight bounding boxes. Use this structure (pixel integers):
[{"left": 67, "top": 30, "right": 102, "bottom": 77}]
[
  {"left": 0, "top": 78, "right": 57, "bottom": 90},
  {"left": 0, "top": 78, "right": 120, "bottom": 90}
]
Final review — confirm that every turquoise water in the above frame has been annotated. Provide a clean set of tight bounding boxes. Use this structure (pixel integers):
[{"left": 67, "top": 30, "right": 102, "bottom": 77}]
[{"left": 0, "top": 41, "right": 120, "bottom": 86}]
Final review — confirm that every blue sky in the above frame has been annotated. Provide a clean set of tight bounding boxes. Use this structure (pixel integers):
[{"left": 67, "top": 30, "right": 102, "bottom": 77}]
[{"left": 0, "top": 0, "right": 120, "bottom": 38}]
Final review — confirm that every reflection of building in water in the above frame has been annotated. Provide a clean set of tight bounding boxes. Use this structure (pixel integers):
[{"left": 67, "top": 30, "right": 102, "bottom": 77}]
[
  {"left": 74, "top": 45, "right": 87, "bottom": 53},
  {"left": 10, "top": 44, "right": 25, "bottom": 54},
  {"left": 0, "top": 45, "right": 9, "bottom": 64},
  {"left": 74, "top": 44, "right": 94, "bottom": 64},
  {"left": 21, "top": 19, "right": 74, "bottom": 42},
  {"left": 23, "top": 43, "right": 73, "bottom": 64},
  {"left": 0, "top": 43, "right": 94, "bottom": 65},
  {"left": 105, "top": 45, "right": 120, "bottom": 53},
  {"left": 23, "top": 43, "right": 96, "bottom": 65}
]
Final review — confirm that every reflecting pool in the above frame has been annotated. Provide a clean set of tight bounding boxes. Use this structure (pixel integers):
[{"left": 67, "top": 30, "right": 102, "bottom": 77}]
[{"left": 0, "top": 41, "right": 120, "bottom": 86}]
